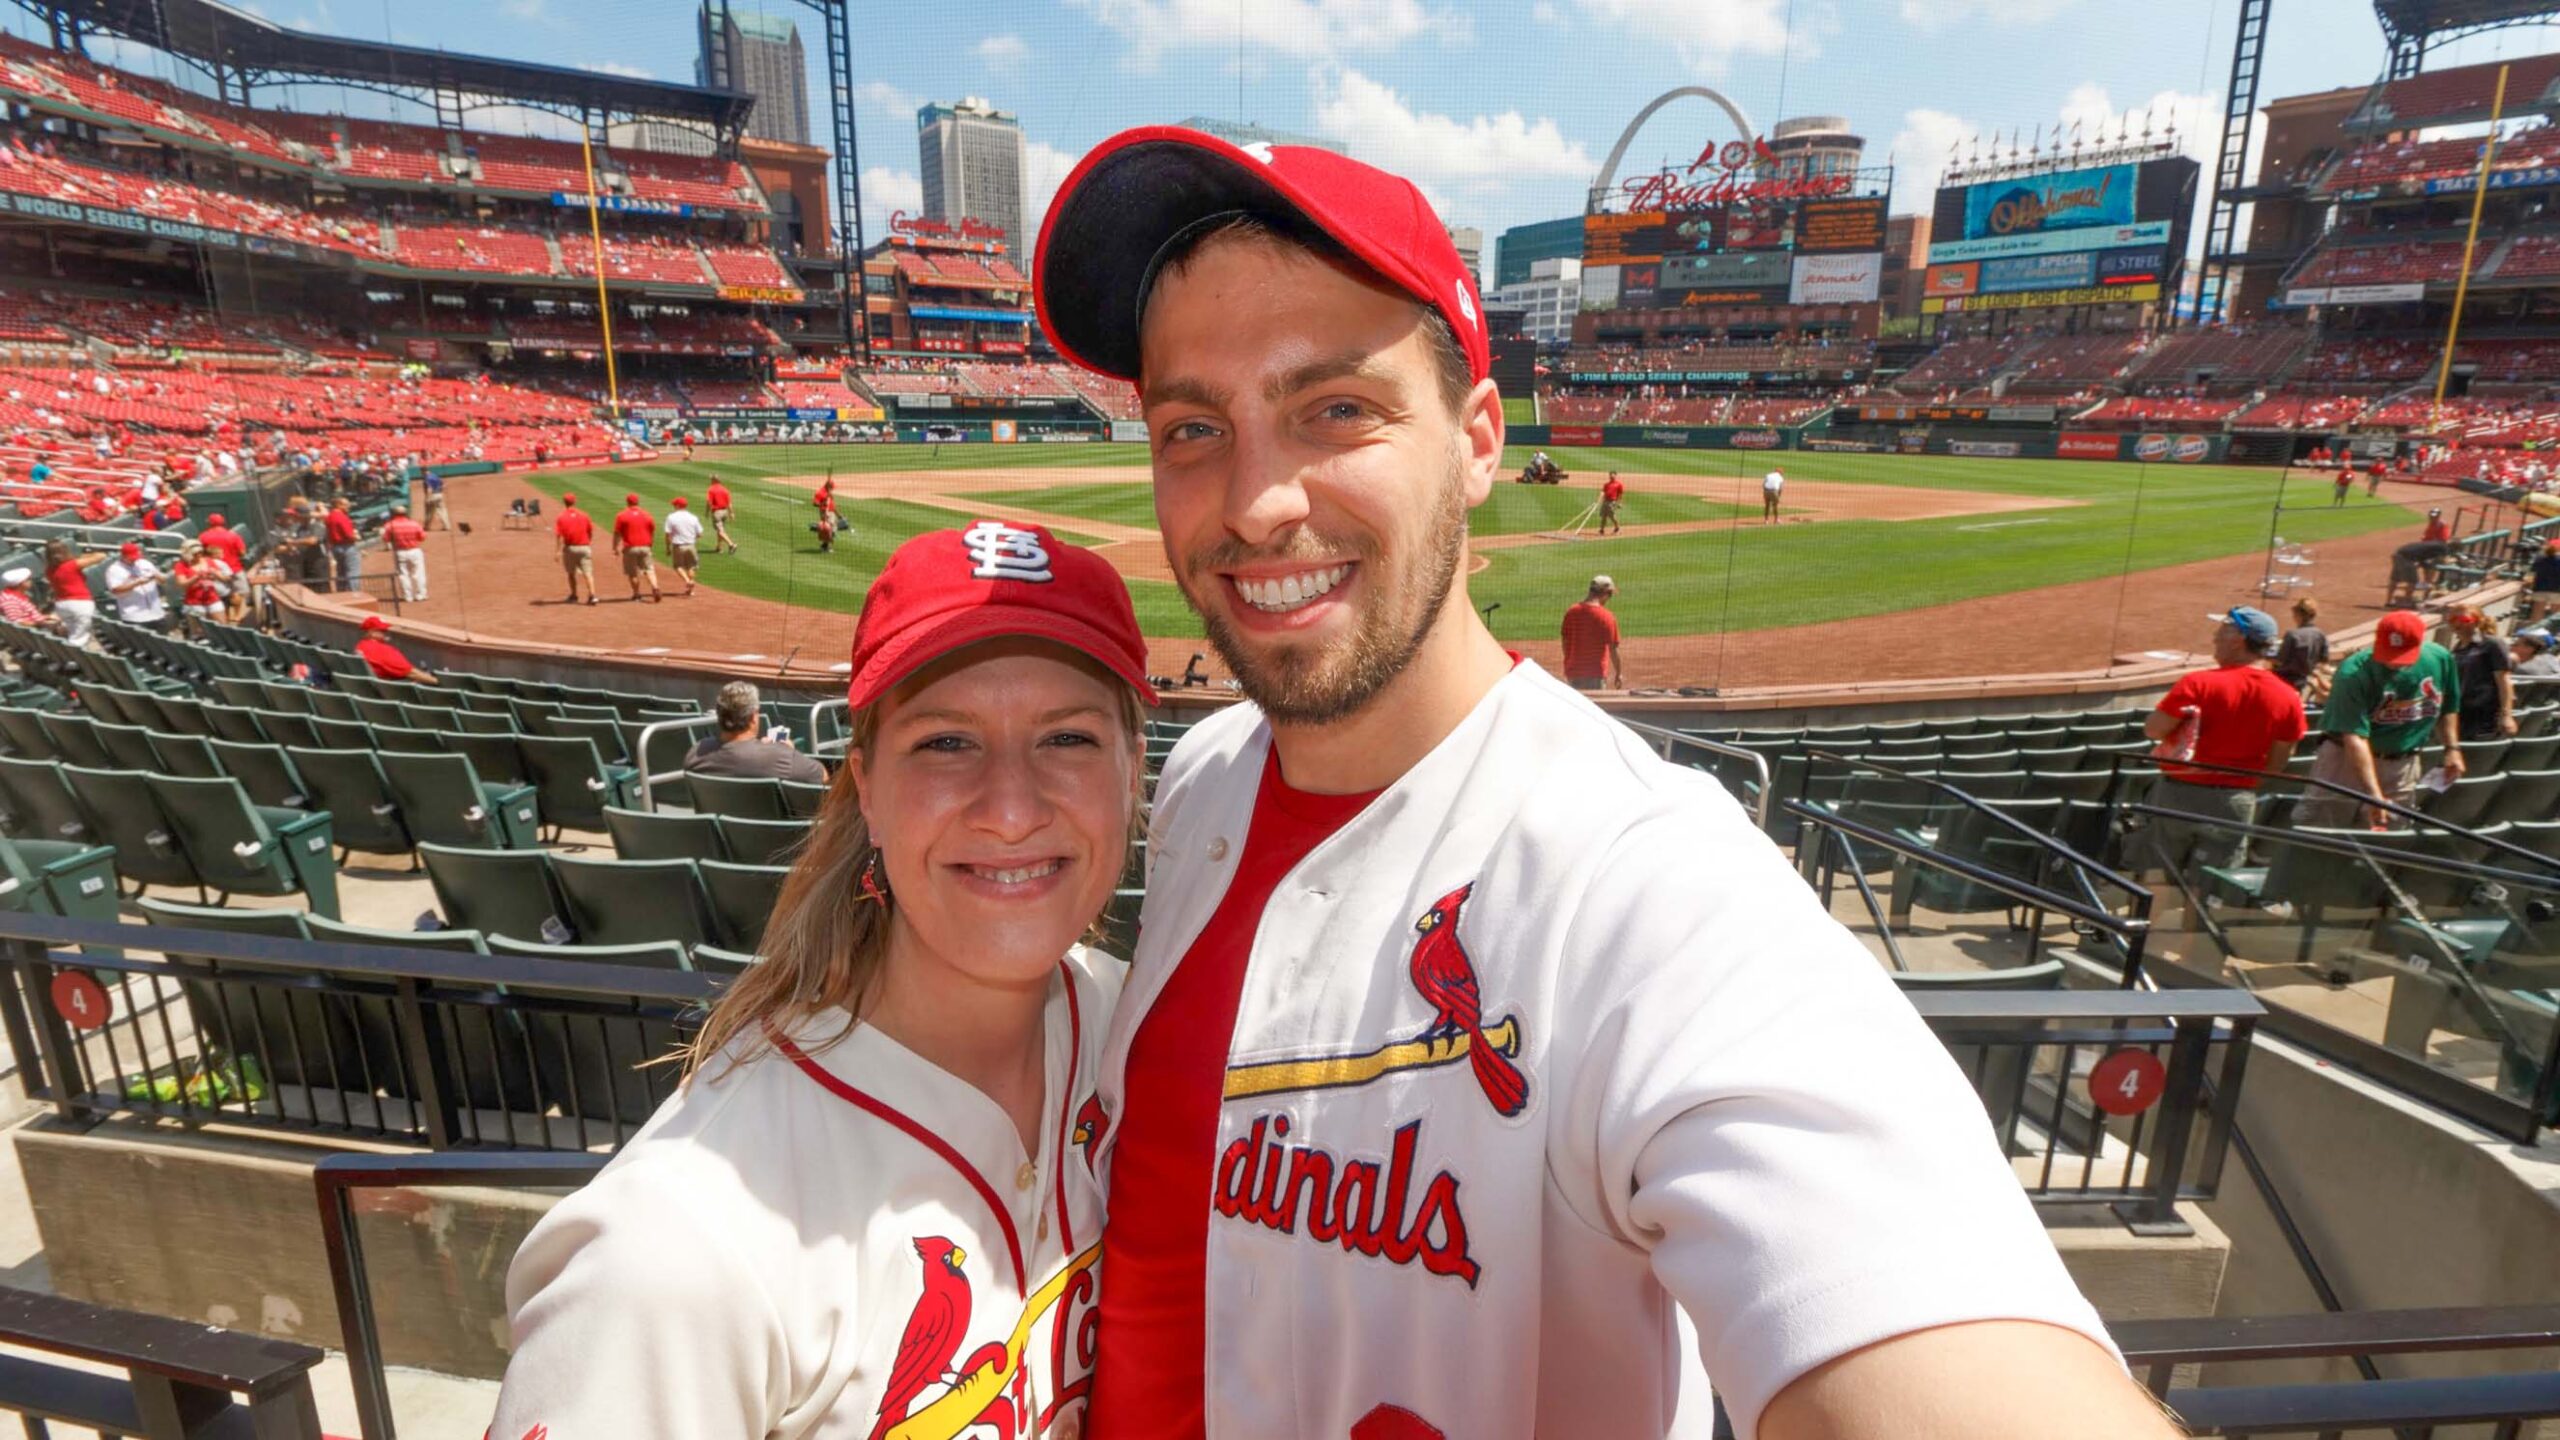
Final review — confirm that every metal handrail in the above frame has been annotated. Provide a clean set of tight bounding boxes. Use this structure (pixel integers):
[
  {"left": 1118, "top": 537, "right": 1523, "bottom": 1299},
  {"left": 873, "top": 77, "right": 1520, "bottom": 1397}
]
[
  {"left": 315, "top": 1152, "right": 607, "bottom": 1440},
  {"left": 1807, "top": 746, "right": 2152, "bottom": 897},
  {"left": 2129, "top": 751, "right": 2560, "bottom": 878},
  {"left": 633, "top": 711, "right": 717, "bottom": 812},
  {"left": 0, "top": 1285, "right": 325, "bottom": 1439},
  {"left": 1615, "top": 717, "right": 1772, "bottom": 828}
]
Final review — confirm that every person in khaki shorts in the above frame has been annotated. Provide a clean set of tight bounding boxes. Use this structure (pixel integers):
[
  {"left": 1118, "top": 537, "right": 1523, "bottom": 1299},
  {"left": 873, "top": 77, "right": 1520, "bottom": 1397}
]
[
  {"left": 612, "top": 492, "right": 662, "bottom": 604},
  {"left": 553, "top": 493, "right": 597, "bottom": 606},
  {"left": 2300, "top": 610, "right": 2465, "bottom": 827}
]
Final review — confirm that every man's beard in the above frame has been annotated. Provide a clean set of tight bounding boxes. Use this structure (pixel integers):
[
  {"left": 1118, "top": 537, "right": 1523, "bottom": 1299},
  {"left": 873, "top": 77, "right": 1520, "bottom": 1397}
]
[{"left": 1180, "top": 455, "right": 1469, "bottom": 727}]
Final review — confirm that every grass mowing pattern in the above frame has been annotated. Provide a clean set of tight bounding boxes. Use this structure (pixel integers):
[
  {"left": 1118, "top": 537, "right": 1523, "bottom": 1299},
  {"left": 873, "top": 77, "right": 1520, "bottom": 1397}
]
[{"left": 590, "top": 443, "right": 2421, "bottom": 644}]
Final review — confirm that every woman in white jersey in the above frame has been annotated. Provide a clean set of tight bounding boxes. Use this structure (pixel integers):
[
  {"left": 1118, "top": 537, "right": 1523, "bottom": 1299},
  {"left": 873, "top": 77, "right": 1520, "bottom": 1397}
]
[{"left": 491, "top": 519, "right": 1152, "bottom": 1440}]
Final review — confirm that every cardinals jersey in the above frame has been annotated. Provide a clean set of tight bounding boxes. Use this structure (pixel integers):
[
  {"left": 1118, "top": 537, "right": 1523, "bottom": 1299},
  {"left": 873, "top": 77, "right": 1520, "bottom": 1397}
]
[
  {"left": 491, "top": 950, "right": 1118, "bottom": 1440},
  {"left": 1096, "top": 662, "right": 2111, "bottom": 1439}
]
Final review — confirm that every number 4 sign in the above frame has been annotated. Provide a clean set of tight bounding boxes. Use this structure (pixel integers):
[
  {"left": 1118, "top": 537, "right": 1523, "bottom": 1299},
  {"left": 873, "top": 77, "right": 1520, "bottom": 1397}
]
[
  {"left": 50, "top": 971, "right": 108, "bottom": 1032},
  {"left": 2088, "top": 1048, "right": 2166, "bottom": 1116}
]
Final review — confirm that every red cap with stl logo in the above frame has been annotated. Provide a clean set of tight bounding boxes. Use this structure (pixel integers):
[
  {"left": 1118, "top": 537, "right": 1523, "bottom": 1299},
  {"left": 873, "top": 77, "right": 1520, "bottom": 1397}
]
[
  {"left": 845, "top": 520, "right": 1155, "bottom": 712},
  {"left": 1035, "top": 126, "right": 1490, "bottom": 387},
  {"left": 2374, "top": 610, "right": 2428, "bottom": 667}
]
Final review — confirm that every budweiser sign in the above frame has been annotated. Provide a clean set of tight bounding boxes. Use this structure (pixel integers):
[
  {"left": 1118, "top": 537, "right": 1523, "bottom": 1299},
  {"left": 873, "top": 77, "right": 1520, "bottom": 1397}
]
[
  {"left": 888, "top": 210, "right": 1006, "bottom": 243},
  {"left": 1620, "top": 135, "right": 1855, "bottom": 212}
]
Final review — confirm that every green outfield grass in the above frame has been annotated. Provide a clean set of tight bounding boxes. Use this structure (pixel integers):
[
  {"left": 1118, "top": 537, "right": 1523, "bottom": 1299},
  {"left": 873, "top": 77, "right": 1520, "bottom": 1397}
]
[
  {"left": 577, "top": 443, "right": 2422, "bottom": 643},
  {"left": 1501, "top": 396, "right": 1539, "bottom": 426}
]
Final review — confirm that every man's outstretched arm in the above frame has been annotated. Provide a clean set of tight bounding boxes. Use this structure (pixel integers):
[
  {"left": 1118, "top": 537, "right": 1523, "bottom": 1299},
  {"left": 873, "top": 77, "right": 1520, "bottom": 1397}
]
[{"left": 1760, "top": 1320, "right": 2184, "bottom": 1440}]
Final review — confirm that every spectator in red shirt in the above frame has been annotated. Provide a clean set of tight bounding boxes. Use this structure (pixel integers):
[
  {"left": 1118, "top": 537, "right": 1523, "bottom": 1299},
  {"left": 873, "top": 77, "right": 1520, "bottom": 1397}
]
[
  {"left": 2140, "top": 605, "right": 2306, "bottom": 879},
  {"left": 354, "top": 614, "right": 436, "bottom": 683},
  {"left": 323, "top": 497, "right": 362, "bottom": 593},
  {"left": 706, "top": 477, "right": 737, "bottom": 553},
  {"left": 2421, "top": 507, "right": 2450, "bottom": 544},
  {"left": 173, "top": 540, "right": 228, "bottom": 632},
  {"left": 382, "top": 511, "right": 429, "bottom": 602},
  {"left": 812, "top": 478, "right": 838, "bottom": 553},
  {"left": 43, "top": 538, "right": 95, "bottom": 647},
  {"left": 197, "top": 511, "right": 246, "bottom": 569},
  {"left": 554, "top": 493, "right": 597, "bottom": 606},
  {"left": 0, "top": 567, "right": 55, "bottom": 631},
  {"left": 611, "top": 493, "right": 661, "bottom": 603},
  {"left": 1559, "top": 574, "right": 1623, "bottom": 691}
]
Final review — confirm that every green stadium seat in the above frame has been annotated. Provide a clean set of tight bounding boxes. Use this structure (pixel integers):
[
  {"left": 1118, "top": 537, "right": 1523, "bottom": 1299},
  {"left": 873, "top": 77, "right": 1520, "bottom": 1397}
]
[
  {"left": 2422, "top": 774, "right": 2507, "bottom": 832},
  {"left": 685, "top": 773, "right": 785, "bottom": 820},
  {"left": 309, "top": 716, "right": 374, "bottom": 750},
  {"left": 0, "top": 707, "right": 55, "bottom": 759},
  {"left": 1938, "top": 749, "right": 2023, "bottom": 775},
  {"left": 0, "top": 834, "right": 119, "bottom": 923},
  {"left": 209, "top": 677, "right": 265, "bottom": 709},
  {"left": 302, "top": 915, "right": 549, "bottom": 1115},
  {"left": 0, "top": 756, "right": 94, "bottom": 845},
  {"left": 371, "top": 724, "right": 445, "bottom": 756},
  {"left": 151, "top": 695, "right": 214, "bottom": 737},
  {"left": 145, "top": 731, "right": 224, "bottom": 779},
  {"left": 626, "top": 714, "right": 715, "bottom": 811},
  {"left": 2203, "top": 827, "right": 2400, "bottom": 963},
  {"left": 540, "top": 715, "right": 629, "bottom": 767},
  {"left": 452, "top": 710, "right": 520, "bottom": 736},
  {"left": 348, "top": 697, "right": 409, "bottom": 730},
  {"left": 137, "top": 898, "right": 387, "bottom": 1113},
  {"left": 256, "top": 682, "right": 314, "bottom": 714},
  {"left": 202, "top": 704, "right": 271, "bottom": 745},
  {"left": 604, "top": 806, "right": 721, "bottom": 862},
  {"left": 281, "top": 748, "right": 416, "bottom": 862},
  {"left": 376, "top": 751, "right": 541, "bottom": 850},
  {"left": 61, "top": 764, "right": 202, "bottom": 894},
  {"left": 306, "top": 690, "right": 361, "bottom": 722},
  {"left": 2025, "top": 770, "right": 2111, "bottom": 804},
  {"left": 419, "top": 843, "right": 573, "bottom": 944},
  {"left": 2491, "top": 768, "right": 2560, "bottom": 828},
  {"left": 73, "top": 686, "right": 139, "bottom": 727},
  {"left": 2509, "top": 733, "right": 2560, "bottom": 771},
  {"left": 144, "top": 773, "right": 341, "bottom": 918},
  {"left": 1892, "top": 798, "right": 2065, "bottom": 919},
  {"left": 208, "top": 740, "right": 310, "bottom": 811},
  {"left": 253, "top": 710, "right": 326, "bottom": 750},
  {"left": 551, "top": 855, "right": 714, "bottom": 949},
  {"left": 698, "top": 860, "right": 786, "bottom": 951},
  {"left": 716, "top": 816, "right": 809, "bottom": 866},
  {"left": 518, "top": 735, "right": 638, "bottom": 834},
  {"left": 90, "top": 721, "right": 163, "bottom": 773},
  {"left": 442, "top": 730, "right": 532, "bottom": 789},
  {"left": 37, "top": 713, "right": 112, "bottom": 768},
  {"left": 481, "top": 935, "right": 695, "bottom": 1128}
]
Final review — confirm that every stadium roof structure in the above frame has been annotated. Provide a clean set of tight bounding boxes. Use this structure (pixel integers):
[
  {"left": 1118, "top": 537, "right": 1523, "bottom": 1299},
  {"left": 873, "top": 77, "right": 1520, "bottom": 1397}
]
[
  {"left": 21, "top": 0, "right": 756, "bottom": 127},
  {"left": 2371, "top": 0, "right": 2560, "bottom": 73}
]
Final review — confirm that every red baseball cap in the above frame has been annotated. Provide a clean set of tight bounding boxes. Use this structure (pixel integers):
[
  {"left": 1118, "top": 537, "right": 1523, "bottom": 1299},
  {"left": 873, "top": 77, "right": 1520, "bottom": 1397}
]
[
  {"left": 846, "top": 520, "right": 1154, "bottom": 712},
  {"left": 623, "top": 493, "right": 639, "bottom": 506},
  {"left": 360, "top": 614, "right": 390, "bottom": 632},
  {"left": 117, "top": 542, "right": 139, "bottom": 560},
  {"left": 670, "top": 495, "right": 687, "bottom": 508},
  {"left": 2374, "top": 610, "right": 2427, "bottom": 667},
  {"left": 1035, "top": 125, "right": 1489, "bottom": 386}
]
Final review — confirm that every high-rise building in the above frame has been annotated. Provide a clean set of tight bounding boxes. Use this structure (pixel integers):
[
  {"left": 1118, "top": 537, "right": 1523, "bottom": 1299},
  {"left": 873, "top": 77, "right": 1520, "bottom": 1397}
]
[
  {"left": 1446, "top": 226, "right": 1484, "bottom": 287},
  {"left": 697, "top": 7, "right": 810, "bottom": 147},
  {"left": 1494, "top": 216, "right": 1584, "bottom": 290},
  {"left": 1483, "top": 258, "right": 1580, "bottom": 346},
  {"left": 918, "top": 97, "right": 1025, "bottom": 254},
  {"left": 1174, "top": 117, "right": 1346, "bottom": 156},
  {"left": 1760, "top": 115, "right": 1865, "bottom": 185}
]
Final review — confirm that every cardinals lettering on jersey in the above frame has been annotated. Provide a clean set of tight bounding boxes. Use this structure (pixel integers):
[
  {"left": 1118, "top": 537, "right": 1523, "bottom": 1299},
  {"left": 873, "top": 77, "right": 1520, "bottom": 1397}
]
[{"left": 1214, "top": 1114, "right": 1479, "bottom": 1285}]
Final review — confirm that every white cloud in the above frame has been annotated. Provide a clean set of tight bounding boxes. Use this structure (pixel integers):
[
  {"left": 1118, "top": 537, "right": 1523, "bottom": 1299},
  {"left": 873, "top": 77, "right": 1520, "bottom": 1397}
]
[
  {"left": 857, "top": 80, "right": 918, "bottom": 116},
  {"left": 858, "top": 165, "right": 923, "bottom": 240},
  {"left": 1898, "top": 0, "right": 2071, "bottom": 26},
  {"left": 1309, "top": 66, "right": 1595, "bottom": 188},
  {"left": 579, "top": 61, "right": 654, "bottom": 80},
  {"left": 1532, "top": 0, "right": 1561, "bottom": 19},
  {"left": 495, "top": 0, "right": 561, "bottom": 25},
  {"left": 1573, "top": 0, "right": 1796, "bottom": 71},
  {"left": 975, "top": 34, "right": 1029, "bottom": 70},
  {"left": 1069, "top": 0, "right": 1469, "bottom": 69},
  {"left": 1022, "top": 140, "right": 1080, "bottom": 252},
  {"left": 1885, "top": 106, "right": 1973, "bottom": 210}
]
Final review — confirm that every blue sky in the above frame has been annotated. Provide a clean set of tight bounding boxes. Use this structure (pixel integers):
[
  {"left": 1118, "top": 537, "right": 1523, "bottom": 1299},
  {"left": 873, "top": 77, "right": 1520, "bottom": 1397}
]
[{"left": 31, "top": 0, "right": 2560, "bottom": 276}]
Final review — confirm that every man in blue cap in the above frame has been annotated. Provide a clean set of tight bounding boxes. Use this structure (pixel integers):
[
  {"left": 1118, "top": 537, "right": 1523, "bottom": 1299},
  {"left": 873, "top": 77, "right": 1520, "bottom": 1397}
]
[{"left": 2142, "top": 605, "right": 2308, "bottom": 878}]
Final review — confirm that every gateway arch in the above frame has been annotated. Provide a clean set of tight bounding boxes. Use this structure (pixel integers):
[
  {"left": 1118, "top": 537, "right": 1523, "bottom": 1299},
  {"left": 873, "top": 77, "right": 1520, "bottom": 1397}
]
[{"left": 1589, "top": 86, "right": 1760, "bottom": 213}]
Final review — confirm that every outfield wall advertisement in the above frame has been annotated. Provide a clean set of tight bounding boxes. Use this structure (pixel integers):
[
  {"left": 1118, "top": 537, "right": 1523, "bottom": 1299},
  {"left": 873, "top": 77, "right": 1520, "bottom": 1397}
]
[{"left": 1788, "top": 252, "right": 1883, "bottom": 304}]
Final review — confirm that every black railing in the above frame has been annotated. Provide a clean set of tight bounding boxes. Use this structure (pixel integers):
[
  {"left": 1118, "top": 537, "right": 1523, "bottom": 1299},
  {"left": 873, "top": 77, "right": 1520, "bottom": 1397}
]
[
  {"left": 2118, "top": 1304, "right": 2560, "bottom": 1437},
  {"left": 0, "top": 1284, "right": 325, "bottom": 1439},
  {"left": 0, "top": 910, "right": 716, "bottom": 1152}
]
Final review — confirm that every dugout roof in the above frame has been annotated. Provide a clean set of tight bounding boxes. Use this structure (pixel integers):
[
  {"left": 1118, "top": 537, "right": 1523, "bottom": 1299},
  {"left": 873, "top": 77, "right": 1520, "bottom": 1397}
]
[{"left": 44, "top": 0, "right": 755, "bottom": 126}]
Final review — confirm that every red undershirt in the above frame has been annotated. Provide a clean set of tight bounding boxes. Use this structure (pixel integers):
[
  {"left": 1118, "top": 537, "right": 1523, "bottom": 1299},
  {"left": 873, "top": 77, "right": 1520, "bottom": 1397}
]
[{"left": 1088, "top": 749, "right": 1380, "bottom": 1437}]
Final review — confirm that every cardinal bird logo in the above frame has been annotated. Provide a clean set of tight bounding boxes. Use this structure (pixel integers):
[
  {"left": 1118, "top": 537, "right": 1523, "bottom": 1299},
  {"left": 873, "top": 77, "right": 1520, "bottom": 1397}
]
[
  {"left": 869, "top": 1237, "right": 974, "bottom": 1440},
  {"left": 1071, "top": 1094, "right": 1110, "bottom": 1174},
  {"left": 1409, "top": 883, "right": 1530, "bottom": 1117}
]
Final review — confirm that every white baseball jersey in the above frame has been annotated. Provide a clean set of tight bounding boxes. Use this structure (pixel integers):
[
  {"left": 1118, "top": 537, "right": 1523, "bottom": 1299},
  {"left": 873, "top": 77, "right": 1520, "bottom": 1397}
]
[
  {"left": 1763, "top": 470, "right": 1785, "bottom": 494},
  {"left": 663, "top": 509, "right": 705, "bottom": 549},
  {"left": 1096, "top": 662, "right": 2110, "bottom": 1439},
  {"left": 491, "top": 951, "right": 1119, "bottom": 1440}
]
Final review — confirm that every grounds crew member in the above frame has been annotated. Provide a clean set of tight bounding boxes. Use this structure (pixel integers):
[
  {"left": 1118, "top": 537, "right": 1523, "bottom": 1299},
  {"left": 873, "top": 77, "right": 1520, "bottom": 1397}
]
[
  {"left": 553, "top": 493, "right": 598, "bottom": 605},
  {"left": 382, "top": 507, "right": 428, "bottom": 601},
  {"left": 2301, "top": 609, "right": 2463, "bottom": 827},
  {"left": 662, "top": 495, "right": 703, "bottom": 597},
  {"left": 2140, "top": 606, "right": 2305, "bottom": 877},
  {"left": 611, "top": 493, "right": 661, "bottom": 604},
  {"left": 1037, "top": 124, "right": 2151, "bottom": 1439},
  {"left": 706, "top": 475, "right": 738, "bottom": 553},
  {"left": 1598, "top": 470, "right": 1626, "bottom": 535},
  {"left": 1559, "top": 573, "right": 1623, "bottom": 691}
]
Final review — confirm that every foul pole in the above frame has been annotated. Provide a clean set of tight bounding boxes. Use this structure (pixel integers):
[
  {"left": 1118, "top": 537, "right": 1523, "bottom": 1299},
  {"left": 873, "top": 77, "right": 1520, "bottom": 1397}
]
[{"left": 2431, "top": 64, "right": 2510, "bottom": 427}]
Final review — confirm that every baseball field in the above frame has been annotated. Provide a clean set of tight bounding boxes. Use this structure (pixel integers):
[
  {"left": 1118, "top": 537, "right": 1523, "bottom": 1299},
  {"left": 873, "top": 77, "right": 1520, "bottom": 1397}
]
[{"left": 388, "top": 443, "right": 2450, "bottom": 691}]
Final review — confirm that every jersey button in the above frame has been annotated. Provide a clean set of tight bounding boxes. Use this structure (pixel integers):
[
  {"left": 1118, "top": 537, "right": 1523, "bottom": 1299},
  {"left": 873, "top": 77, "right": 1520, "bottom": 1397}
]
[
  {"left": 1017, "top": 1162, "right": 1037, "bottom": 1191},
  {"left": 1207, "top": 837, "right": 1230, "bottom": 861}
]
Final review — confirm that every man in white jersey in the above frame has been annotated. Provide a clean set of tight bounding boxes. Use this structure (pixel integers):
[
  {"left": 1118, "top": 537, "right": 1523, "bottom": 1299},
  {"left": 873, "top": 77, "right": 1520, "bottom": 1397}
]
[
  {"left": 1763, "top": 467, "right": 1786, "bottom": 521},
  {"left": 1036, "top": 127, "right": 2176, "bottom": 1439},
  {"left": 661, "top": 494, "right": 704, "bottom": 596}
]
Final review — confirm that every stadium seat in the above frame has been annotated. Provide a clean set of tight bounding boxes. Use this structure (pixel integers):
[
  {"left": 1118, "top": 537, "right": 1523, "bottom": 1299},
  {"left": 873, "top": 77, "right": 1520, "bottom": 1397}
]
[
  {"left": 208, "top": 740, "right": 310, "bottom": 811},
  {"left": 551, "top": 855, "right": 714, "bottom": 949},
  {"left": 301, "top": 915, "right": 553, "bottom": 1116},
  {"left": 1892, "top": 798, "right": 2065, "bottom": 920},
  {"left": 444, "top": 729, "right": 533, "bottom": 788},
  {"left": 715, "top": 816, "right": 808, "bottom": 866},
  {"left": 2422, "top": 774, "right": 2508, "bottom": 832},
  {"left": 684, "top": 772, "right": 785, "bottom": 820},
  {"left": 0, "top": 834, "right": 119, "bottom": 923},
  {"left": 2204, "top": 827, "right": 2400, "bottom": 963},
  {"left": 0, "top": 756, "right": 93, "bottom": 844},
  {"left": 143, "top": 731, "right": 223, "bottom": 779},
  {"left": 151, "top": 695, "right": 214, "bottom": 736},
  {"left": 202, "top": 705, "right": 271, "bottom": 745},
  {"left": 37, "top": 713, "right": 113, "bottom": 768},
  {"left": 61, "top": 764, "right": 203, "bottom": 894},
  {"left": 626, "top": 714, "right": 715, "bottom": 811},
  {"left": 779, "top": 781, "right": 827, "bottom": 819},
  {"left": 144, "top": 773, "right": 341, "bottom": 918},
  {"left": 452, "top": 709, "right": 521, "bottom": 736},
  {"left": 90, "top": 721, "right": 163, "bottom": 773},
  {"left": 691, "top": 943, "right": 759, "bottom": 973},
  {"left": 310, "top": 717, "right": 374, "bottom": 750},
  {"left": 2509, "top": 733, "right": 2560, "bottom": 771},
  {"left": 253, "top": 710, "right": 326, "bottom": 751},
  {"left": 376, "top": 751, "right": 541, "bottom": 850},
  {"left": 2490, "top": 768, "right": 2560, "bottom": 827},
  {"left": 539, "top": 715, "right": 628, "bottom": 767},
  {"left": 306, "top": 691, "right": 361, "bottom": 722},
  {"left": 136, "top": 898, "right": 387, "bottom": 1113},
  {"left": 0, "top": 707, "right": 56, "bottom": 759},
  {"left": 603, "top": 806, "right": 720, "bottom": 862},
  {"left": 419, "top": 843, "right": 573, "bottom": 944},
  {"left": 698, "top": 860, "right": 786, "bottom": 951},
  {"left": 372, "top": 724, "right": 444, "bottom": 756},
  {"left": 517, "top": 735, "right": 637, "bottom": 834},
  {"left": 282, "top": 748, "right": 416, "bottom": 862}
]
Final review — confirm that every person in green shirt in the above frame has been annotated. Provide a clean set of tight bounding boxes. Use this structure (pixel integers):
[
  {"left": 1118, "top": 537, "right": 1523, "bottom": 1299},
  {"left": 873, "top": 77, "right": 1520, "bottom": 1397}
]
[{"left": 2301, "top": 609, "right": 2465, "bottom": 827}]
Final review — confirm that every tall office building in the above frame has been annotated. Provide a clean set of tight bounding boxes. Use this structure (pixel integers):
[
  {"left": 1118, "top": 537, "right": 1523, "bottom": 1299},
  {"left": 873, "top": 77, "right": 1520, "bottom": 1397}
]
[
  {"left": 697, "top": 6, "right": 809, "bottom": 147},
  {"left": 917, "top": 97, "right": 1024, "bottom": 253}
]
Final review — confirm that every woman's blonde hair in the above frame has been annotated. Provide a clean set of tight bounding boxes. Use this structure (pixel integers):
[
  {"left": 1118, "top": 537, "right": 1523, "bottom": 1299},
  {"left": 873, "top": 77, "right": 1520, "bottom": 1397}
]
[{"left": 680, "top": 669, "right": 1146, "bottom": 1081}]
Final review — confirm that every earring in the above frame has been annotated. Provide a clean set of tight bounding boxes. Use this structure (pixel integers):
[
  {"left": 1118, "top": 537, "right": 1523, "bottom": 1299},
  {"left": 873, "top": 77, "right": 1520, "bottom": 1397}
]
[{"left": 857, "top": 847, "right": 890, "bottom": 906}]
